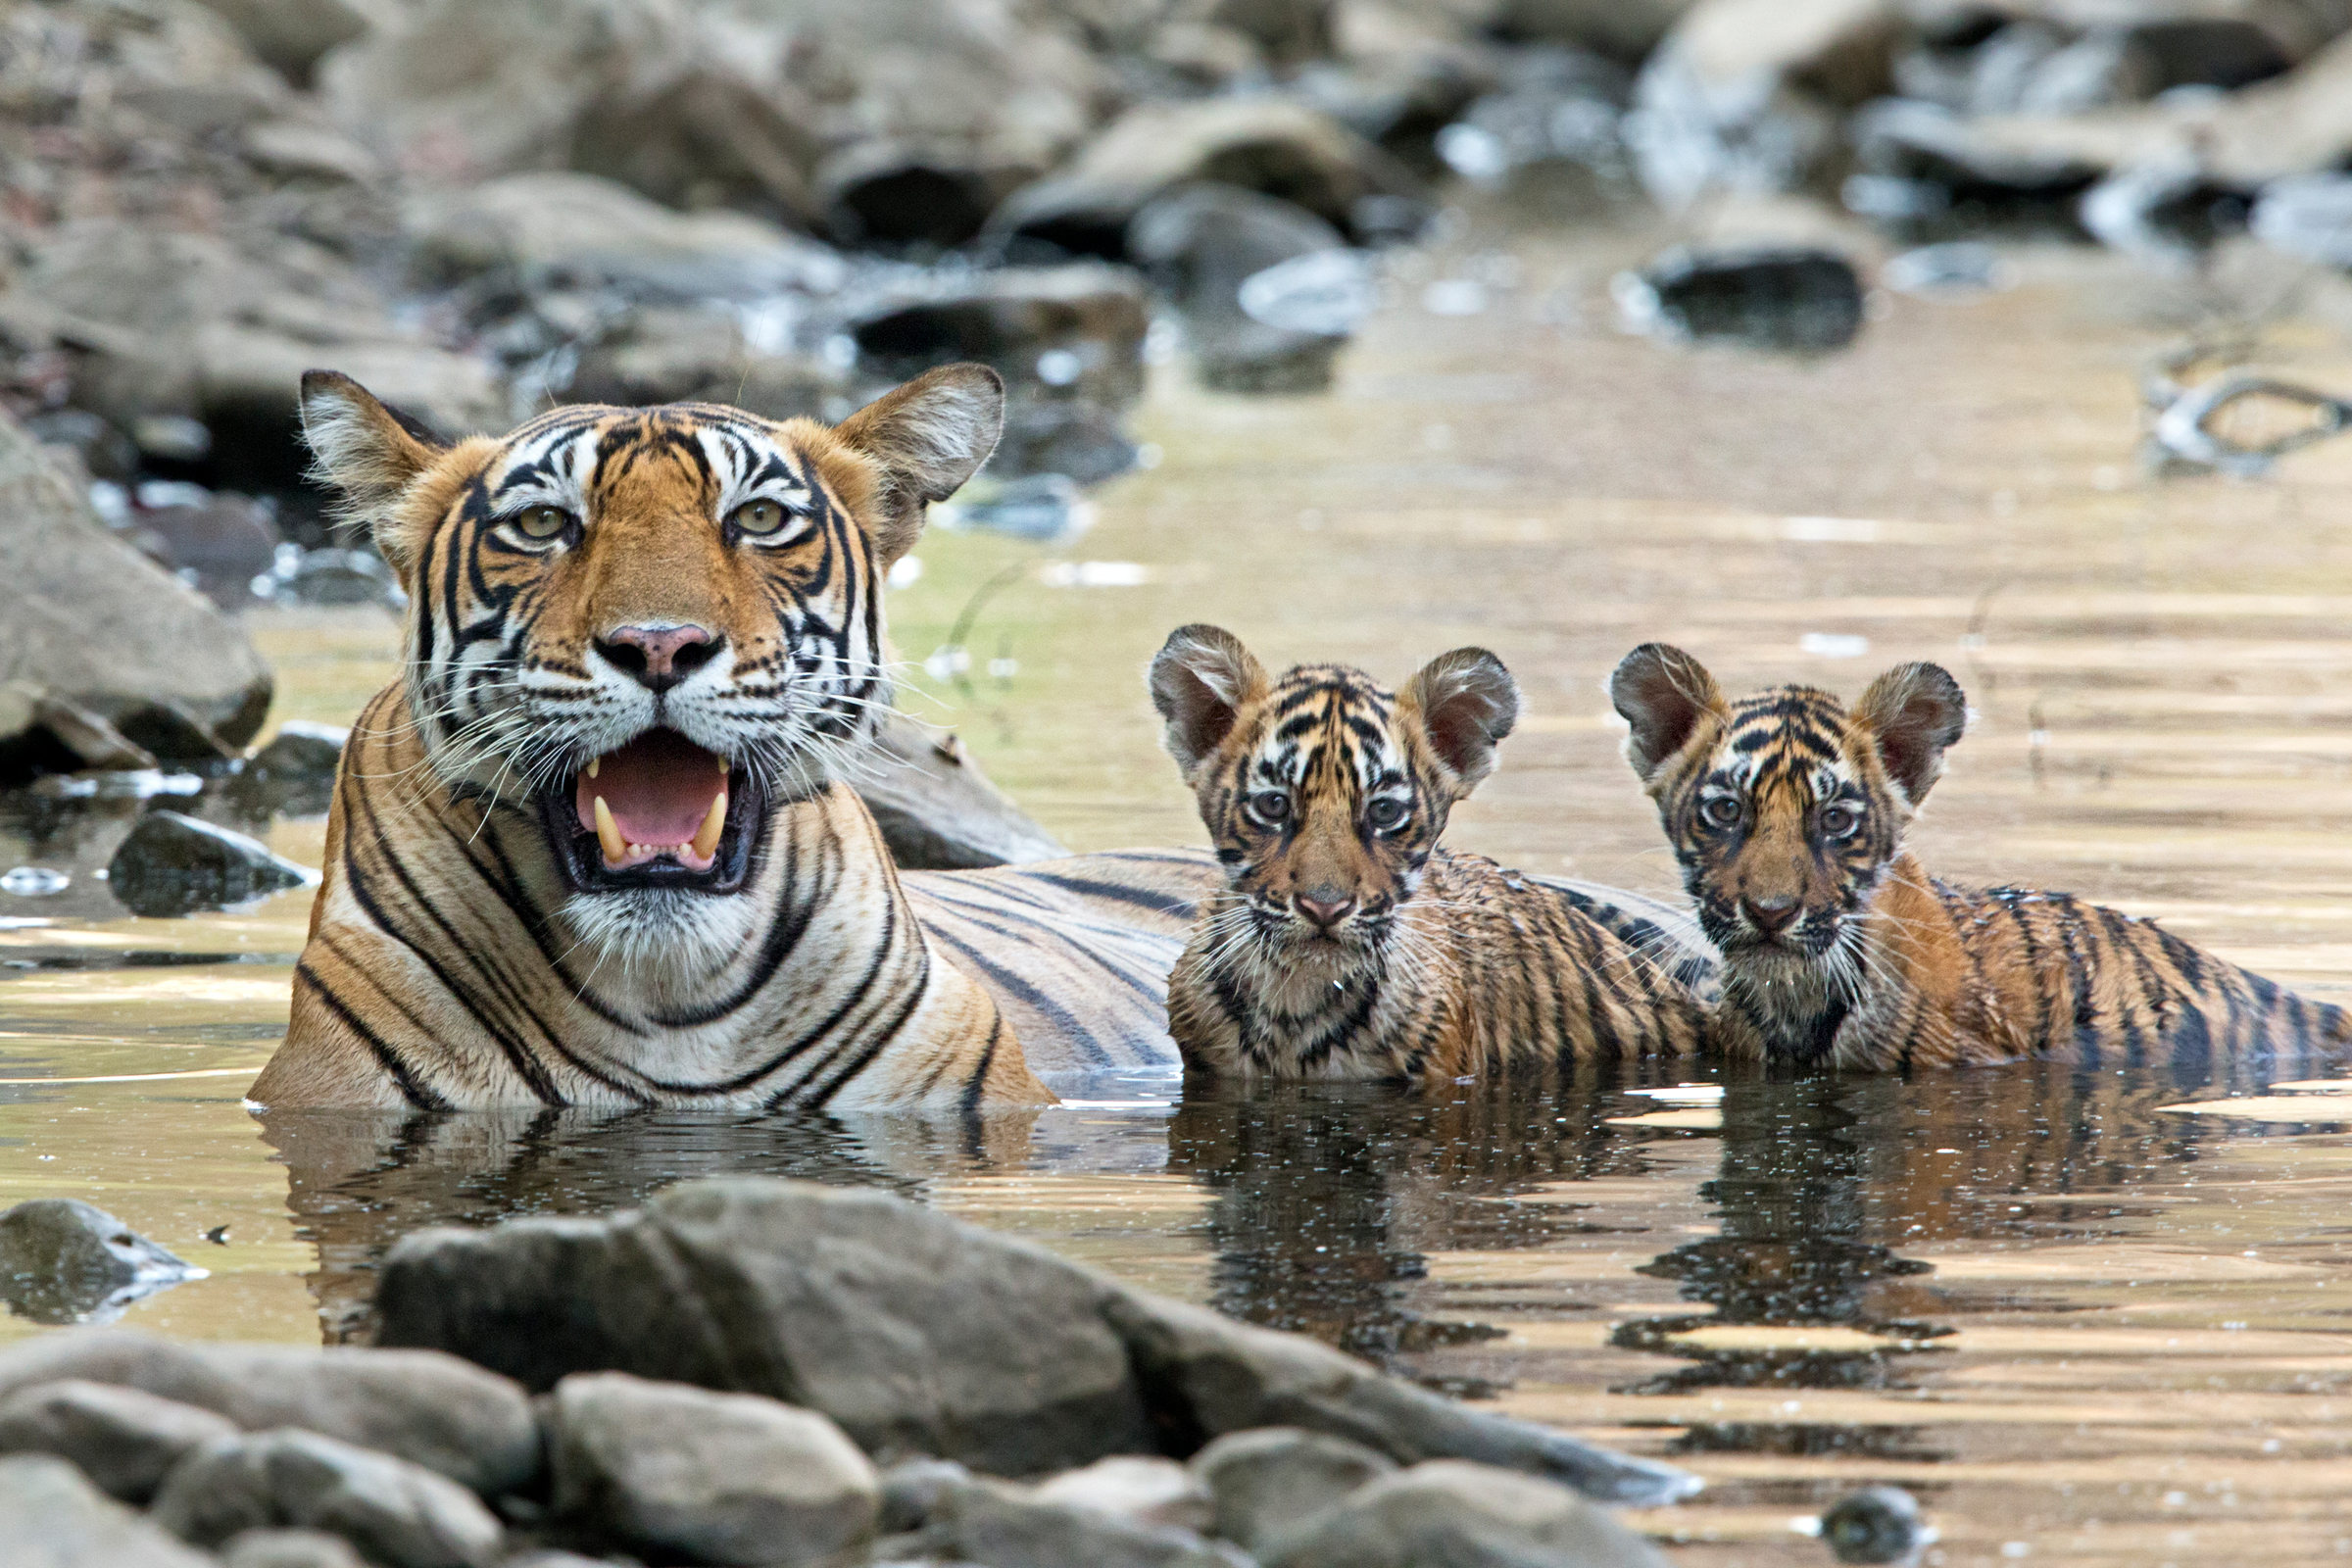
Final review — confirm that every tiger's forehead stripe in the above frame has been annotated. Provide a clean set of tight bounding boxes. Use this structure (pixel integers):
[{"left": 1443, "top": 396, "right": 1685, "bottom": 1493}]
[{"left": 1251, "top": 668, "right": 1401, "bottom": 793}]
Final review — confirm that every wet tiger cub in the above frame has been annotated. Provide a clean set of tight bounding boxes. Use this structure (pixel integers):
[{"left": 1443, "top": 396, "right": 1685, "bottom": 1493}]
[
  {"left": 1151, "top": 626, "right": 1707, "bottom": 1081},
  {"left": 1609, "top": 643, "right": 2350, "bottom": 1070}
]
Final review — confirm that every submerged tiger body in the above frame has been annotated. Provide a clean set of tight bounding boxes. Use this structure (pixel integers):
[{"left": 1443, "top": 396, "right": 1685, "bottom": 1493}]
[
  {"left": 1151, "top": 627, "right": 1710, "bottom": 1081},
  {"left": 254, "top": 365, "right": 1209, "bottom": 1112},
  {"left": 1610, "top": 644, "right": 2350, "bottom": 1071}
]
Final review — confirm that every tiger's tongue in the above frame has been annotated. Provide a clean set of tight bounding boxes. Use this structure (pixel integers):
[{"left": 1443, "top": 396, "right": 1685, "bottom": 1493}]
[{"left": 573, "top": 729, "right": 727, "bottom": 846}]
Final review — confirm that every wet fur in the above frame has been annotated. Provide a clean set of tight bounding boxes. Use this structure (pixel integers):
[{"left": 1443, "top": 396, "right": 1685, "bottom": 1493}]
[{"left": 1612, "top": 644, "right": 2351, "bottom": 1071}]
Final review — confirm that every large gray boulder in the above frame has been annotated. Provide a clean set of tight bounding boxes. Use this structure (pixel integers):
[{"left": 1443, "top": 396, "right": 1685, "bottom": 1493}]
[
  {"left": 151, "top": 1429, "right": 505, "bottom": 1568},
  {"left": 548, "top": 1372, "right": 881, "bottom": 1566},
  {"left": 1260, "top": 1459, "right": 1673, "bottom": 1568},
  {"left": 0, "top": 415, "right": 273, "bottom": 756},
  {"left": 0, "top": 1332, "right": 540, "bottom": 1497},
  {"left": 0, "top": 1453, "right": 216, "bottom": 1568},
  {"left": 0, "top": 1379, "right": 238, "bottom": 1503},
  {"left": 372, "top": 1177, "right": 1697, "bottom": 1505}
]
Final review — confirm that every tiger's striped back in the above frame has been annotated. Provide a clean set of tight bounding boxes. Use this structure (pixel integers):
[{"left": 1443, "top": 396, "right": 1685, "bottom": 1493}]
[{"left": 1610, "top": 643, "right": 2350, "bottom": 1071}]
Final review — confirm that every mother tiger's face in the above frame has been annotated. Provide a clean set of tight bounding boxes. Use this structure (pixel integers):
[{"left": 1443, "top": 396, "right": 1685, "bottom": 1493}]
[
  {"left": 299, "top": 364, "right": 1003, "bottom": 931},
  {"left": 1149, "top": 624, "right": 1518, "bottom": 961},
  {"left": 1609, "top": 643, "right": 1967, "bottom": 974}
]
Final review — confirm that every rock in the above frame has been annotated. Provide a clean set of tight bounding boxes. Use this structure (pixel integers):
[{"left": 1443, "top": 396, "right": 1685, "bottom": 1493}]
[
  {"left": 1626, "top": 0, "right": 1897, "bottom": 208},
  {"left": 878, "top": 1457, "right": 974, "bottom": 1533},
  {"left": 0, "top": 1453, "right": 216, "bottom": 1568},
  {"left": 124, "top": 495, "right": 283, "bottom": 612},
  {"left": 988, "top": 98, "right": 1424, "bottom": 260},
  {"left": 1190, "top": 1428, "right": 1395, "bottom": 1556},
  {"left": 898, "top": 1472, "right": 1250, "bottom": 1568},
  {"left": 2252, "top": 172, "right": 2352, "bottom": 268},
  {"left": 0, "top": 1331, "right": 542, "bottom": 1497},
  {"left": 152, "top": 1429, "right": 505, "bottom": 1568},
  {"left": 858, "top": 710, "right": 1068, "bottom": 869},
  {"left": 1493, "top": 0, "right": 1696, "bottom": 61},
  {"left": 403, "top": 173, "right": 846, "bottom": 302},
  {"left": 220, "top": 1531, "right": 370, "bottom": 1568},
  {"left": 0, "top": 1199, "right": 207, "bottom": 1326},
  {"left": 0, "top": 413, "right": 271, "bottom": 760},
  {"left": 1819, "top": 1485, "right": 1930, "bottom": 1565},
  {"left": 1033, "top": 1455, "right": 1213, "bottom": 1534},
  {"left": 258, "top": 547, "right": 400, "bottom": 610},
  {"left": 817, "top": 141, "right": 1029, "bottom": 252},
  {"left": 113, "top": 702, "right": 239, "bottom": 766},
  {"left": 247, "top": 723, "right": 348, "bottom": 786},
  {"left": 1259, "top": 1459, "right": 1671, "bottom": 1568},
  {"left": 0, "top": 1379, "right": 238, "bottom": 1503},
  {"left": 1436, "top": 47, "right": 1631, "bottom": 186},
  {"left": 23, "top": 410, "right": 137, "bottom": 483},
  {"left": 549, "top": 1372, "right": 880, "bottom": 1567},
  {"left": 1613, "top": 245, "right": 1864, "bottom": 353},
  {"left": 194, "top": 0, "right": 373, "bottom": 84},
  {"left": 561, "top": 305, "right": 846, "bottom": 422},
  {"left": 935, "top": 472, "right": 1098, "bottom": 544},
  {"left": 1129, "top": 184, "right": 1353, "bottom": 392},
  {"left": 847, "top": 265, "right": 1148, "bottom": 479},
  {"left": 372, "top": 1177, "right": 1698, "bottom": 1504},
  {"left": 0, "top": 688, "right": 159, "bottom": 782},
  {"left": 106, "top": 811, "right": 317, "bottom": 917},
  {"left": 375, "top": 1179, "right": 1157, "bottom": 1474},
  {"left": 2080, "top": 158, "right": 2248, "bottom": 270}
]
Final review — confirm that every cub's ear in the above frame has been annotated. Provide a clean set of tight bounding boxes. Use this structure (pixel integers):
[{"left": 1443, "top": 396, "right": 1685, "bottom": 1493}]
[
  {"left": 1149, "top": 624, "right": 1267, "bottom": 783},
  {"left": 1609, "top": 643, "right": 1726, "bottom": 785},
  {"left": 1855, "top": 661, "right": 1967, "bottom": 807},
  {"left": 300, "top": 369, "right": 447, "bottom": 577},
  {"left": 1401, "top": 647, "right": 1519, "bottom": 795},
  {"left": 833, "top": 363, "right": 1004, "bottom": 568}
]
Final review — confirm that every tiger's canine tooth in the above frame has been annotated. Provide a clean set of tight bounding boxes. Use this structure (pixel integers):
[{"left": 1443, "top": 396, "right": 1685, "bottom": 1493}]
[
  {"left": 592, "top": 795, "right": 626, "bottom": 866},
  {"left": 587, "top": 757, "right": 600, "bottom": 779},
  {"left": 691, "top": 790, "right": 727, "bottom": 861}
]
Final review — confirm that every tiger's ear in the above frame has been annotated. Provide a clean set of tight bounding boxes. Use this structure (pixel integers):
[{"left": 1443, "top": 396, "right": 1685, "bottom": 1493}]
[
  {"left": 1854, "top": 662, "right": 1966, "bottom": 807},
  {"left": 1609, "top": 643, "right": 1727, "bottom": 785},
  {"left": 832, "top": 363, "right": 1004, "bottom": 568},
  {"left": 1149, "top": 624, "right": 1268, "bottom": 784},
  {"left": 300, "top": 369, "right": 447, "bottom": 578},
  {"left": 1401, "top": 647, "right": 1519, "bottom": 796}
]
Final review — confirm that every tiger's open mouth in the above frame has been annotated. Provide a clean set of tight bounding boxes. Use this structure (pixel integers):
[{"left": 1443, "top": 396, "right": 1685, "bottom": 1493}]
[{"left": 538, "top": 728, "right": 765, "bottom": 895}]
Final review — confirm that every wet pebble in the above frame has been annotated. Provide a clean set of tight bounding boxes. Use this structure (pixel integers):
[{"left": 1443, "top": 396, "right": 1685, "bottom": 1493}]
[
  {"left": 104, "top": 810, "right": 317, "bottom": 917},
  {"left": 1615, "top": 246, "right": 1864, "bottom": 354},
  {"left": 1820, "top": 1486, "right": 1931, "bottom": 1564}
]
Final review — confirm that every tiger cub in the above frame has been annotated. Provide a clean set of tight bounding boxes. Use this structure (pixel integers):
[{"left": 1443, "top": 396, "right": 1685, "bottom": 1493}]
[
  {"left": 1151, "top": 625, "right": 1708, "bottom": 1081},
  {"left": 1609, "top": 643, "right": 2350, "bottom": 1070}
]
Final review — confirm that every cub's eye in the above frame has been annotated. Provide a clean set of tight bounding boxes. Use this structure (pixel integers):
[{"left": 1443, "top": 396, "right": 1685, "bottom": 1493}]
[
  {"left": 508, "top": 505, "right": 574, "bottom": 542},
  {"left": 1364, "top": 797, "right": 1410, "bottom": 832},
  {"left": 729, "top": 499, "right": 793, "bottom": 537},
  {"left": 1247, "top": 791, "right": 1292, "bottom": 826},
  {"left": 1699, "top": 796, "right": 1743, "bottom": 829},
  {"left": 1819, "top": 802, "right": 1862, "bottom": 839}
]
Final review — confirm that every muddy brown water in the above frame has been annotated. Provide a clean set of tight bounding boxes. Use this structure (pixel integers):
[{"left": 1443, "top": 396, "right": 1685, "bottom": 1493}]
[{"left": 8, "top": 209, "right": 2352, "bottom": 1566}]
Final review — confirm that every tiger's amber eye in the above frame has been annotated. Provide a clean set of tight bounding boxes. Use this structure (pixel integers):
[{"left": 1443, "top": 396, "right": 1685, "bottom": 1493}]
[
  {"left": 1249, "top": 791, "right": 1292, "bottom": 826},
  {"left": 1700, "top": 796, "right": 1742, "bottom": 828},
  {"left": 511, "top": 505, "right": 572, "bottom": 541},
  {"left": 1365, "top": 797, "right": 1409, "bottom": 832},
  {"left": 1819, "top": 803, "right": 1862, "bottom": 838},
  {"left": 730, "top": 499, "right": 791, "bottom": 536}
]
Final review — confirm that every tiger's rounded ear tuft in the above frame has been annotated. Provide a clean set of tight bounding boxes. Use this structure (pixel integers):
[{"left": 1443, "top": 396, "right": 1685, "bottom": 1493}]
[
  {"left": 1402, "top": 647, "right": 1519, "bottom": 795},
  {"left": 1854, "top": 661, "right": 1967, "bottom": 807},
  {"left": 1609, "top": 643, "right": 1727, "bottom": 785},
  {"left": 832, "top": 363, "right": 1005, "bottom": 568},
  {"left": 1149, "top": 624, "right": 1268, "bottom": 784},
  {"left": 299, "top": 369, "right": 448, "bottom": 578}
]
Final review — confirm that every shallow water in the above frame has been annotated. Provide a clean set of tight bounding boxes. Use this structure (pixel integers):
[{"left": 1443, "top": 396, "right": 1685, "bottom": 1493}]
[{"left": 9, "top": 206, "right": 2352, "bottom": 1565}]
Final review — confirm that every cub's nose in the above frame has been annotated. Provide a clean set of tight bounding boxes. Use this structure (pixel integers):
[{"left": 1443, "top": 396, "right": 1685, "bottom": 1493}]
[
  {"left": 596, "top": 623, "right": 723, "bottom": 693},
  {"left": 1742, "top": 894, "right": 1801, "bottom": 935},
  {"left": 1295, "top": 893, "right": 1357, "bottom": 929}
]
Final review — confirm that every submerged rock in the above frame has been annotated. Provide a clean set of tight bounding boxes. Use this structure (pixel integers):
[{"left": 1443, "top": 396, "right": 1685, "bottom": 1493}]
[
  {"left": 106, "top": 810, "right": 318, "bottom": 917},
  {"left": 0, "top": 1199, "right": 206, "bottom": 1326},
  {"left": 549, "top": 1372, "right": 881, "bottom": 1567},
  {"left": 151, "top": 1428, "right": 506, "bottom": 1568},
  {"left": 1615, "top": 245, "right": 1864, "bottom": 352},
  {"left": 372, "top": 1176, "right": 1698, "bottom": 1505},
  {"left": 1130, "top": 183, "right": 1355, "bottom": 393},
  {"left": 0, "top": 1453, "right": 215, "bottom": 1568},
  {"left": 0, "top": 1378, "right": 238, "bottom": 1503},
  {"left": 1258, "top": 1459, "right": 1672, "bottom": 1568}
]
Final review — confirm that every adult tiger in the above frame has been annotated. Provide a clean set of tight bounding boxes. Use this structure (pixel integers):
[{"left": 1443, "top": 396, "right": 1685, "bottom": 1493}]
[
  {"left": 1610, "top": 643, "right": 2351, "bottom": 1070},
  {"left": 252, "top": 365, "right": 1211, "bottom": 1112},
  {"left": 1150, "top": 625, "right": 1711, "bottom": 1081}
]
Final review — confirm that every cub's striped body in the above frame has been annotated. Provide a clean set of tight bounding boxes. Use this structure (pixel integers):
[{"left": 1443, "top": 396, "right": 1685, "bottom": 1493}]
[
  {"left": 1151, "top": 627, "right": 1710, "bottom": 1082},
  {"left": 255, "top": 364, "right": 1204, "bottom": 1112},
  {"left": 1610, "top": 645, "right": 2349, "bottom": 1071}
]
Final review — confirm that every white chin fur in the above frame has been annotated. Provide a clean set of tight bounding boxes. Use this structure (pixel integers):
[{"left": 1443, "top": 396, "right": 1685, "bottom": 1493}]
[{"left": 559, "top": 887, "right": 761, "bottom": 988}]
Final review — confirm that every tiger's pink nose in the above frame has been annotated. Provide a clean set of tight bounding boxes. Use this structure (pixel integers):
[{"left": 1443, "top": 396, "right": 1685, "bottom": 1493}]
[
  {"left": 596, "top": 623, "right": 722, "bottom": 692},
  {"left": 1295, "top": 893, "right": 1356, "bottom": 929}
]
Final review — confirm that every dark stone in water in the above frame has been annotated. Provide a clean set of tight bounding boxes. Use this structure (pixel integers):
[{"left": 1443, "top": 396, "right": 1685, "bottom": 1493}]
[
  {"left": 1821, "top": 1485, "right": 1930, "bottom": 1564},
  {"left": 112, "top": 701, "right": 236, "bottom": 765},
  {"left": 231, "top": 721, "right": 349, "bottom": 816},
  {"left": 105, "top": 809, "right": 316, "bottom": 916},
  {"left": 1620, "top": 246, "right": 1865, "bottom": 353},
  {"left": 0, "top": 1199, "right": 205, "bottom": 1325}
]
